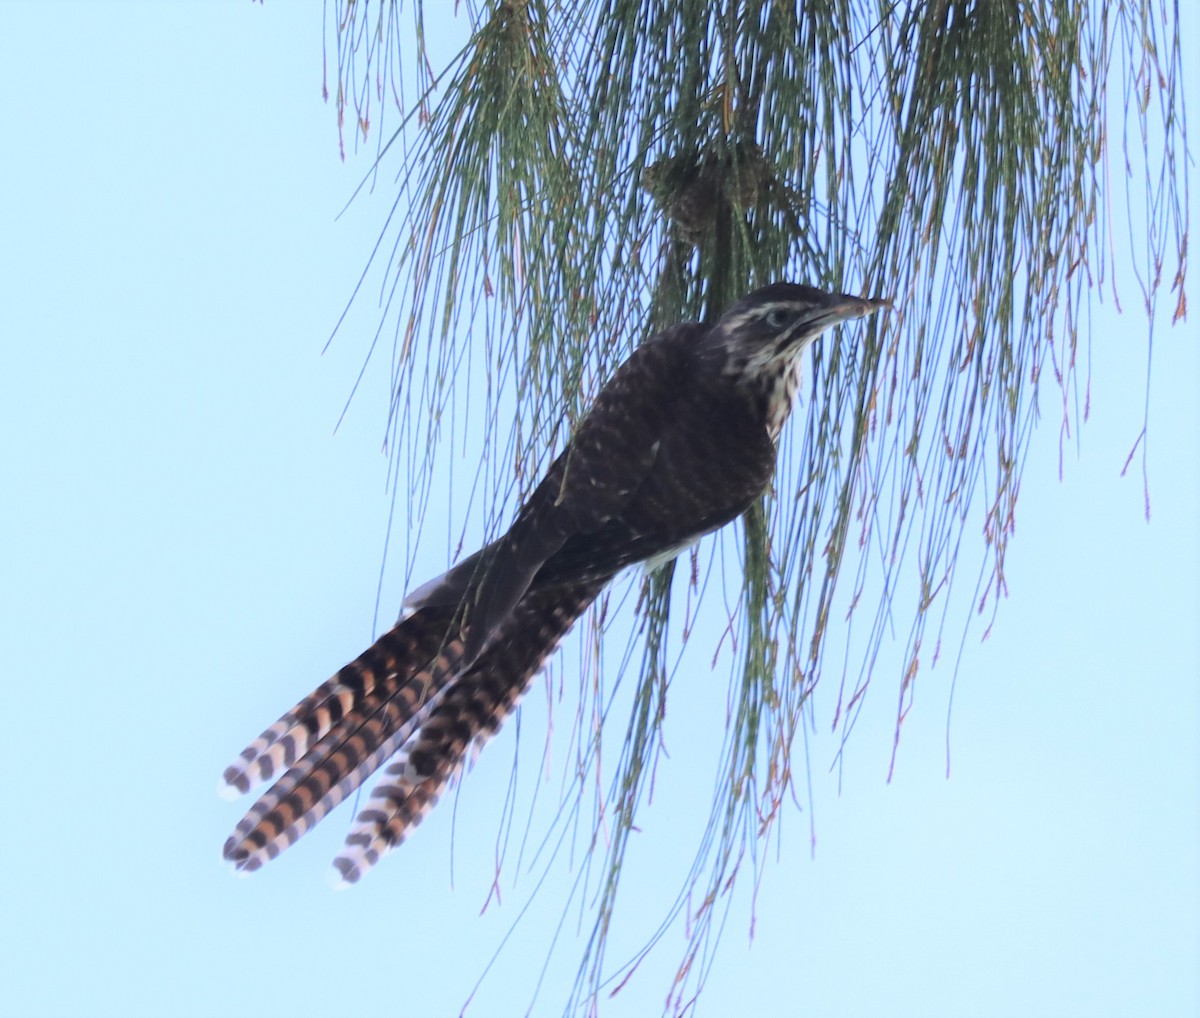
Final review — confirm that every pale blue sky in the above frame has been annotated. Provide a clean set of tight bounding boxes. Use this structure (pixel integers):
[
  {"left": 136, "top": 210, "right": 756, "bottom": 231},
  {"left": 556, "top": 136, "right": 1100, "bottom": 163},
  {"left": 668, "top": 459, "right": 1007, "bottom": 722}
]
[{"left": 1, "top": 4, "right": 1197, "bottom": 1017}]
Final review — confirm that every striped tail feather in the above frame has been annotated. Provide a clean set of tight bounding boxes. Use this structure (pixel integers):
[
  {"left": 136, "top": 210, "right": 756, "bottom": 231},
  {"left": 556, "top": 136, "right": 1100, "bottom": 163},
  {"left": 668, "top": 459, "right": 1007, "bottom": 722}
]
[
  {"left": 330, "top": 755, "right": 457, "bottom": 886},
  {"left": 332, "top": 578, "right": 605, "bottom": 885},
  {"left": 221, "top": 605, "right": 458, "bottom": 798},
  {"left": 222, "top": 673, "right": 451, "bottom": 872},
  {"left": 221, "top": 606, "right": 470, "bottom": 872}
]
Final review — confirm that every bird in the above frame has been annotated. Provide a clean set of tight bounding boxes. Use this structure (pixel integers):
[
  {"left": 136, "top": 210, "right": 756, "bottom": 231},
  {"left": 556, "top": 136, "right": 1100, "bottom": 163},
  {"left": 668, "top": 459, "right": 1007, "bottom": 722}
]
[{"left": 220, "top": 282, "right": 889, "bottom": 885}]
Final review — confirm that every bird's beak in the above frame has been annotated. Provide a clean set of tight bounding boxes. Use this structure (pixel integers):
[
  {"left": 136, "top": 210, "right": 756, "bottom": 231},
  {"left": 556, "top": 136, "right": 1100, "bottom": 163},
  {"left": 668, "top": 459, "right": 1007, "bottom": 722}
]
[
  {"left": 821, "top": 293, "right": 892, "bottom": 323},
  {"left": 778, "top": 292, "right": 891, "bottom": 352}
]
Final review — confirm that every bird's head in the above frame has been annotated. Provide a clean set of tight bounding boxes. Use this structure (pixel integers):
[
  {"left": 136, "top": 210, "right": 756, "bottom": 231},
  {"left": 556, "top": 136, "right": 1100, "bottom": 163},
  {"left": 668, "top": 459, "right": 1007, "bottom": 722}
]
[
  {"left": 711, "top": 282, "right": 889, "bottom": 383},
  {"left": 703, "top": 282, "right": 889, "bottom": 438}
]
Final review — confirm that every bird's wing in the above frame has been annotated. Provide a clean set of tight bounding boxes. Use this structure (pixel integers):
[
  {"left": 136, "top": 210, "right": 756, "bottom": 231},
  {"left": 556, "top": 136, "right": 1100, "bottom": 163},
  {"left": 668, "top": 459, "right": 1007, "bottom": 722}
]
[{"left": 405, "top": 323, "right": 702, "bottom": 662}]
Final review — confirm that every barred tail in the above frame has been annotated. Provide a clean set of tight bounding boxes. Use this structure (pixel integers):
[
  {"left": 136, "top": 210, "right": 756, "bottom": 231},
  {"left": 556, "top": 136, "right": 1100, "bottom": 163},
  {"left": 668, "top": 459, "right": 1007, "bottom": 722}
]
[
  {"left": 220, "top": 605, "right": 467, "bottom": 872},
  {"left": 332, "top": 580, "right": 604, "bottom": 885}
]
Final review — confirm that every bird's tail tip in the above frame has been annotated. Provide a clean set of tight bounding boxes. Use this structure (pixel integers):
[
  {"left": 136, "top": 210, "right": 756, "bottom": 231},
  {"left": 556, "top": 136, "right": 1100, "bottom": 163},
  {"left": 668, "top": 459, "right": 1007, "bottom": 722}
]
[
  {"left": 216, "top": 774, "right": 245, "bottom": 802},
  {"left": 222, "top": 850, "right": 260, "bottom": 878},
  {"left": 328, "top": 858, "right": 361, "bottom": 891}
]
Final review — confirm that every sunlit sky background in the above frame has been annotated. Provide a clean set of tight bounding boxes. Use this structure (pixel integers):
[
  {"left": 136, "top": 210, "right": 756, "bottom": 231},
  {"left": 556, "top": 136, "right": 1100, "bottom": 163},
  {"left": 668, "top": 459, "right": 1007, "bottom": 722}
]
[{"left": 2, "top": 4, "right": 1197, "bottom": 1017}]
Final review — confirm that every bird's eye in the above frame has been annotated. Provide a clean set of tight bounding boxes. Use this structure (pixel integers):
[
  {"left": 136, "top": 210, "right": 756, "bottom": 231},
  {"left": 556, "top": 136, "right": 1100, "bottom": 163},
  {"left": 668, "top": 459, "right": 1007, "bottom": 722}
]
[{"left": 765, "top": 307, "right": 794, "bottom": 330}]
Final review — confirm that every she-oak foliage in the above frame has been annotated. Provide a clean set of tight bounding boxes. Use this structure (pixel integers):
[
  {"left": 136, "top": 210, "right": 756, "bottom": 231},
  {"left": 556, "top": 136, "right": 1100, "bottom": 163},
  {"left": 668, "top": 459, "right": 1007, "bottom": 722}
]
[{"left": 319, "top": 0, "right": 1187, "bottom": 1012}]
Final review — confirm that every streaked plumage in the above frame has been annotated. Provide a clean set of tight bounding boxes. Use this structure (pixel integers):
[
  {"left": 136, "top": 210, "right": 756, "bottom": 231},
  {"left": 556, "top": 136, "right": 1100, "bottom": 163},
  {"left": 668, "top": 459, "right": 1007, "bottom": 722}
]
[{"left": 221, "top": 282, "right": 887, "bottom": 883}]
